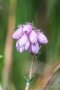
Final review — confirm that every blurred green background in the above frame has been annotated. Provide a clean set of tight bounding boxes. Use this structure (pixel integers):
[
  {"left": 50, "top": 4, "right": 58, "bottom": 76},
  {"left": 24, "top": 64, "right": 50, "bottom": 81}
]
[{"left": 0, "top": 0, "right": 60, "bottom": 90}]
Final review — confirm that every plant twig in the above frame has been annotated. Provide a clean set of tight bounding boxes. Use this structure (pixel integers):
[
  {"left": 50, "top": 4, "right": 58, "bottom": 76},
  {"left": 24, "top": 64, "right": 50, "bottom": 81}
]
[
  {"left": 25, "top": 55, "right": 36, "bottom": 90},
  {"left": 34, "top": 62, "right": 41, "bottom": 75}
]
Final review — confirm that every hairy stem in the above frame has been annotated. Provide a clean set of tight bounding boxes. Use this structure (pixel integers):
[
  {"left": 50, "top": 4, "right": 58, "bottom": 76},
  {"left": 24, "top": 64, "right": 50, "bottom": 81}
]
[{"left": 25, "top": 55, "right": 36, "bottom": 90}]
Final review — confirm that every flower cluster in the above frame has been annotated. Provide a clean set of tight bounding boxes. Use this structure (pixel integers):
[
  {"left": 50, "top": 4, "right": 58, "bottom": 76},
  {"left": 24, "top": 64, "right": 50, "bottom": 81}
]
[{"left": 12, "top": 23, "right": 48, "bottom": 54}]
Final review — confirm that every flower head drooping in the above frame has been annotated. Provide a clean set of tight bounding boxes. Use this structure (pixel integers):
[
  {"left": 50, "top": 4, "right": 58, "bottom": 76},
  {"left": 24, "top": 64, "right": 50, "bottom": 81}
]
[{"left": 12, "top": 22, "right": 48, "bottom": 54}]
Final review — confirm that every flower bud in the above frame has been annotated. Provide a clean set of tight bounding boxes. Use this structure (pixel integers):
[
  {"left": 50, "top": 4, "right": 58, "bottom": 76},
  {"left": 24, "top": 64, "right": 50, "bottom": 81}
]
[
  {"left": 31, "top": 42, "right": 39, "bottom": 53},
  {"left": 12, "top": 26, "right": 23, "bottom": 39},
  {"left": 19, "top": 46, "right": 25, "bottom": 52},
  {"left": 25, "top": 40, "right": 30, "bottom": 50},
  {"left": 19, "top": 34, "right": 28, "bottom": 47},
  {"left": 38, "top": 32, "right": 48, "bottom": 44},
  {"left": 29, "top": 30, "right": 37, "bottom": 43},
  {"left": 23, "top": 23, "right": 32, "bottom": 33}
]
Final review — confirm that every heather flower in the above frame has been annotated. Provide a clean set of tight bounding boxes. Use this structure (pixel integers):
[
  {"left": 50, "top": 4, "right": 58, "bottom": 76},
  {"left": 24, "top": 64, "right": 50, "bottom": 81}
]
[
  {"left": 16, "top": 39, "right": 19, "bottom": 48},
  {"left": 16, "top": 40, "right": 25, "bottom": 52},
  {"left": 29, "top": 30, "right": 37, "bottom": 43},
  {"left": 16, "top": 40, "right": 20, "bottom": 52},
  {"left": 19, "top": 46, "right": 25, "bottom": 52},
  {"left": 19, "top": 34, "right": 28, "bottom": 47},
  {"left": 31, "top": 42, "right": 40, "bottom": 53},
  {"left": 16, "top": 36, "right": 30, "bottom": 52},
  {"left": 12, "top": 26, "right": 23, "bottom": 39},
  {"left": 37, "top": 32, "right": 48, "bottom": 44},
  {"left": 12, "top": 22, "right": 48, "bottom": 54},
  {"left": 28, "top": 47, "right": 33, "bottom": 54},
  {"left": 23, "top": 23, "right": 33, "bottom": 34},
  {"left": 28, "top": 42, "right": 40, "bottom": 54},
  {"left": 25, "top": 40, "right": 30, "bottom": 50}
]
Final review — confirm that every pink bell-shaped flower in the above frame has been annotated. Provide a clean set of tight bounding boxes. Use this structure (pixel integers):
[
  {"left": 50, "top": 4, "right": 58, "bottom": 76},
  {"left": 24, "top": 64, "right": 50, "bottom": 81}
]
[
  {"left": 23, "top": 23, "right": 33, "bottom": 33},
  {"left": 19, "top": 46, "right": 25, "bottom": 53},
  {"left": 31, "top": 42, "right": 39, "bottom": 53},
  {"left": 25, "top": 40, "right": 30, "bottom": 50},
  {"left": 16, "top": 40, "right": 25, "bottom": 52},
  {"left": 29, "top": 30, "right": 37, "bottom": 43},
  {"left": 38, "top": 32, "right": 48, "bottom": 44},
  {"left": 12, "top": 26, "right": 23, "bottom": 39},
  {"left": 12, "top": 22, "right": 48, "bottom": 54},
  {"left": 19, "top": 34, "right": 28, "bottom": 47},
  {"left": 16, "top": 40, "right": 20, "bottom": 52},
  {"left": 16, "top": 40, "right": 19, "bottom": 48}
]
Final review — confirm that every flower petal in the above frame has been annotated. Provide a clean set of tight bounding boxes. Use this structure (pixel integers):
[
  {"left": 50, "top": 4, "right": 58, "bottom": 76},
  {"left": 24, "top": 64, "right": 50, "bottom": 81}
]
[
  {"left": 29, "top": 30, "right": 37, "bottom": 43},
  {"left": 25, "top": 40, "right": 30, "bottom": 50},
  {"left": 16, "top": 40, "right": 20, "bottom": 52},
  {"left": 16, "top": 46, "right": 20, "bottom": 52},
  {"left": 38, "top": 32, "right": 48, "bottom": 44},
  {"left": 31, "top": 42, "right": 39, "bottom": 53},
  {"left": 19, "top": 34, "right": 28, "bottom": 47},
  {"left": 16, "top": 40, "right": 19, "bottom": 47},
  {"left": 23, "top": 23, "right": 32, "bottom": 33},
  {"left": 12, "top": 26, "right": 23, "bottom": 39},
  {"left": 28, "top": 46, "right": 35, "bottom": 55},
  {"left": 19, "top": 46, "right": 25, "bottom": 53}
]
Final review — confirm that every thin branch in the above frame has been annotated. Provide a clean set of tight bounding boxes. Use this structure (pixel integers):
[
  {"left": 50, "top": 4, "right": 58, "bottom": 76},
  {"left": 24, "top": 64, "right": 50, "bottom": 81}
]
[
  {"left": 34, "top": 62, "right": 41, "bottom": 75},
  {"left": 25, "top": 55, "right": 36, "bottom": 90}
]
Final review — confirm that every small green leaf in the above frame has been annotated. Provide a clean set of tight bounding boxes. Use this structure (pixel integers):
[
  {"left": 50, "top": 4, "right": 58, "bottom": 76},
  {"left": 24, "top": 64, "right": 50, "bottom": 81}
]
[
  {"left": 30, "top": 75, "right": 35, "bottom": 81},
  {"left": 24, "top": 76, "right": 27, "bottom": 82},
  {"left": 27, "top": 77, "right": 30, "bottom": 83}
]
